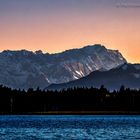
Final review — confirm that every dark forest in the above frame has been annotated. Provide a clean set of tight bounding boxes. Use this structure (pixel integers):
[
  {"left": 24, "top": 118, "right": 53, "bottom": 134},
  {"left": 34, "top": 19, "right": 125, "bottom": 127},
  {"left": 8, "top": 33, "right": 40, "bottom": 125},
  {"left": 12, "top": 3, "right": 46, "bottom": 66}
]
[{"left": 0, "top": 85, "right": 140, "bottom": 114}]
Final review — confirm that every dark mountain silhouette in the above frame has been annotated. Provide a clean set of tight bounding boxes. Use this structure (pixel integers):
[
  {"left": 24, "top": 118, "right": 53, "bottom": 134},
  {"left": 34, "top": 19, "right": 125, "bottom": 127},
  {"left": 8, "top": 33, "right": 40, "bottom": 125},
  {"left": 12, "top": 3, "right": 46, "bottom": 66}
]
[{"left": 47, "top": 63, "right": 140, "bottom": 90}]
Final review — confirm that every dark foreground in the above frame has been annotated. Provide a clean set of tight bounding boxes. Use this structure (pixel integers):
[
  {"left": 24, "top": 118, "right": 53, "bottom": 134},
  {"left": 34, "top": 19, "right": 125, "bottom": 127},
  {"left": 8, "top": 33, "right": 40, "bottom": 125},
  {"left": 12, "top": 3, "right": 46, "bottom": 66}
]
[
  {"left": 1, "top": 85, "right": 140, "bottom": 114},
  {"left": 0, "top": 115, "right": 140, "bottom": 139}
]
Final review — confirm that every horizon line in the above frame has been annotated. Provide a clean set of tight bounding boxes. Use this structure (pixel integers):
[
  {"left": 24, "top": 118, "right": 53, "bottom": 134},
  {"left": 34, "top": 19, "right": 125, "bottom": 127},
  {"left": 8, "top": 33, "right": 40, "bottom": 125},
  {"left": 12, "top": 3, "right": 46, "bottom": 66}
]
[{"left": 0, "top": 44, "right": 120, "bottom": 54}]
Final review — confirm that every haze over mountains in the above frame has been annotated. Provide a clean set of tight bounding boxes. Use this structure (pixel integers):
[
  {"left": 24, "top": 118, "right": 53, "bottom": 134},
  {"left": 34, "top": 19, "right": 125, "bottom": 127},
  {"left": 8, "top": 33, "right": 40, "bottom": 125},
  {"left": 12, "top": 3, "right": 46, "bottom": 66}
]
[{"left": 0, "top": 44, "right": 126, "bottom": 89}]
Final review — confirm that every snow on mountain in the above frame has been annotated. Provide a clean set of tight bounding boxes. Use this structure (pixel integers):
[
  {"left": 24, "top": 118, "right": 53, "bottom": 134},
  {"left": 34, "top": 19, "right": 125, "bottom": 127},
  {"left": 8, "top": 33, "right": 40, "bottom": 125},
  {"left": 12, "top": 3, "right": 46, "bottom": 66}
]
[
  {"left": 47, "top": 63, "right": 140, "bottom": 90},
  {"left": 0, "top": 44, "right": 126, "bottom": 89}
]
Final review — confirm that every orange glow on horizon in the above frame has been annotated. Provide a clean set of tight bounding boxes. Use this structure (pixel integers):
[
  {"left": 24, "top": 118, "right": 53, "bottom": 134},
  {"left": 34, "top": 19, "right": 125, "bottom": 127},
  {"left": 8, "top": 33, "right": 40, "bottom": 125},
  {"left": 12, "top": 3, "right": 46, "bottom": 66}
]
[{"left": 0, "top": 1, "right": 140, "bottom": 63}]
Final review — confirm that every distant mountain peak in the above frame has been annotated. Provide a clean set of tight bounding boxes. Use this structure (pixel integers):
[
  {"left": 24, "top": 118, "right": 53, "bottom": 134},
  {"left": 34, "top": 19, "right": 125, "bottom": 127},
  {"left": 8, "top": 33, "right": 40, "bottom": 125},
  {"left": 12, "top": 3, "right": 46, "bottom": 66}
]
[
  {"left": 35, "top": 50, "right": 43, "bottom": 55},
  {"left": 82, "top": 44, "right": 106, "bottom": 50},
  {"left": 0, "top": 44, "right": 126, "bottom": 89}
]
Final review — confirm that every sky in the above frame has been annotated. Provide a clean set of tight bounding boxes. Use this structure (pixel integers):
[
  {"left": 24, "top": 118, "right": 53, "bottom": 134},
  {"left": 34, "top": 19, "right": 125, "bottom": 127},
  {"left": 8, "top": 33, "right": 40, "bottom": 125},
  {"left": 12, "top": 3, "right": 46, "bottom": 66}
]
[{"left": 0, "top": 0, "right": 140, "bottom": 63}]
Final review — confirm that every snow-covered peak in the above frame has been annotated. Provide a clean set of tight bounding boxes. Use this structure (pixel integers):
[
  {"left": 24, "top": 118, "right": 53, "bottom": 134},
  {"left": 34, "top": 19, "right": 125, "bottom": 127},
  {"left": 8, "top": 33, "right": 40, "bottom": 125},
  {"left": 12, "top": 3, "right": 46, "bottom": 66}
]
[{"left": 0, "top": 44, "right": 127, "bottom": 89}]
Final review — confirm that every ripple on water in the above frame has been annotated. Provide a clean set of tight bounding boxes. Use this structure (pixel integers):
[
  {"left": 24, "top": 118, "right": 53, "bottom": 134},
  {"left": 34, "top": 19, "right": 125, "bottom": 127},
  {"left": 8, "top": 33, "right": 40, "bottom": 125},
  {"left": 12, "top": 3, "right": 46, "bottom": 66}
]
[{"left": 0, "top": 115, "right": 140, "bottom": 140}]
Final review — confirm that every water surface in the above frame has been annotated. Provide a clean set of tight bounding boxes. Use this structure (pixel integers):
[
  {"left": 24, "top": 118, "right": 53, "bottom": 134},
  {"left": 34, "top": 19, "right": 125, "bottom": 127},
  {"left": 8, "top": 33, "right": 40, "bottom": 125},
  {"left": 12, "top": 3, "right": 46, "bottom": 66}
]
[{"left": 0, "top": 115, "right": 140, "bottom": 140}]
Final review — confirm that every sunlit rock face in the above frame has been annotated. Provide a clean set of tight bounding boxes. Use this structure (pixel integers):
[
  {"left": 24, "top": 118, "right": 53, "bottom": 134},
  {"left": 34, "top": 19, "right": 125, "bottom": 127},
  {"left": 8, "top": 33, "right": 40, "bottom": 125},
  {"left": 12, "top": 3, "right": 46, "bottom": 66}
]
[
  {"left": 0, "top": 44, "right": 126, "bottom": 89},
  {"left": 47, "top": 63, "right": 140, "bottom": 91}
]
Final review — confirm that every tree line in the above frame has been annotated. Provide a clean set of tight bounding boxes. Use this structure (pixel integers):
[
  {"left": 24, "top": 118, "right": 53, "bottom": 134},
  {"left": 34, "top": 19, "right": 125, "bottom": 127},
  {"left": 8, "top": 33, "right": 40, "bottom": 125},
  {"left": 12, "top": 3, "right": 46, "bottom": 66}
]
[{"left": 0, "top": 85, "right": 140, "bottom": 114}]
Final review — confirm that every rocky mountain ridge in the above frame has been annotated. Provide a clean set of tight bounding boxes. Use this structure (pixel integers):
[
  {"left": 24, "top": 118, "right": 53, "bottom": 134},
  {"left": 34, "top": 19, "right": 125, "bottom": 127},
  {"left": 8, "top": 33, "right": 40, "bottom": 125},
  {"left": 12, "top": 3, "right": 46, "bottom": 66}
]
[{"left": 0, "top": 44, "right": 126, "bottom": 89}]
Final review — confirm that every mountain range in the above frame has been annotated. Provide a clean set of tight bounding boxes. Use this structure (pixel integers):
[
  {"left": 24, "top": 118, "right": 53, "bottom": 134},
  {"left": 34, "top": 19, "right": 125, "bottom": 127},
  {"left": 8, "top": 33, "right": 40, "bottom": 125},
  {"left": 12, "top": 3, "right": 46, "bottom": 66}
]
[
  {"left": 0, "top": 44, "right": 126, "bottom": 89},
  {"left": 47, "top": 63, "right": 140, "bottom": 90}
]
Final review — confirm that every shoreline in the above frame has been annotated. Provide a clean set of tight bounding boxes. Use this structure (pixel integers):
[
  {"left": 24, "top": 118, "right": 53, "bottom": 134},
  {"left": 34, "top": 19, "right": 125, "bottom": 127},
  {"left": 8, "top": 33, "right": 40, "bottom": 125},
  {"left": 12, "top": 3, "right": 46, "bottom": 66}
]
[{"left": 0, "top": 111, "right": 140, "bottom": 115}]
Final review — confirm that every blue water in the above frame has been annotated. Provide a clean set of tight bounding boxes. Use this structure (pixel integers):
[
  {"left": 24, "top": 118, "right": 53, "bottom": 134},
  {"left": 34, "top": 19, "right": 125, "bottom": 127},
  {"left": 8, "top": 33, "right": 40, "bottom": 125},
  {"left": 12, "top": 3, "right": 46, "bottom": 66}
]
[{"left": 0, "top": 115, "right": 140, "bottom": 140}]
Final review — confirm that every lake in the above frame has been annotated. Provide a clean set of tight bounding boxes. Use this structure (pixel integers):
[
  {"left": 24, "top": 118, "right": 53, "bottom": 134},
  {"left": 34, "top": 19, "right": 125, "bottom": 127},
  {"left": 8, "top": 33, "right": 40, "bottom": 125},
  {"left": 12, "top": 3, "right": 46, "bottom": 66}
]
[{"left": 0, "top": 115, "right": 140, "bottom": 139}]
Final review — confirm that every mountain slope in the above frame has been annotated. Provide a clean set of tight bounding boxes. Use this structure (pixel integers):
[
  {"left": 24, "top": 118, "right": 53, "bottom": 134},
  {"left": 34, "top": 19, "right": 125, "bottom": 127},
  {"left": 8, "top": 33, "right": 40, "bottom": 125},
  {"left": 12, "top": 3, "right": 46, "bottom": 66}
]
[
  {"left": 47, "top": 64, "right": 140, "bottom": 90},
  {"left": 0, "top": 44, "right": 126, "bottom": 89}
]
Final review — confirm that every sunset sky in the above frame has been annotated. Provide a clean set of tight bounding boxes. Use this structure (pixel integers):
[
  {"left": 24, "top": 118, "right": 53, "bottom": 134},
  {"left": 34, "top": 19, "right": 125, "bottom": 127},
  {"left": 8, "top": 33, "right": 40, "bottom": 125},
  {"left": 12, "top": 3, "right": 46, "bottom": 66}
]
[{"left": 0, "top": 0, "right": 140, "bottom": 63}]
